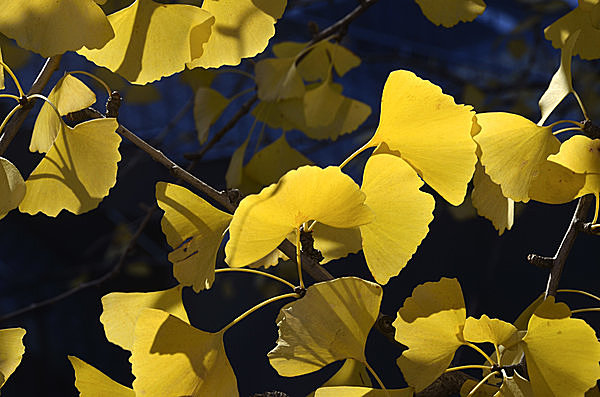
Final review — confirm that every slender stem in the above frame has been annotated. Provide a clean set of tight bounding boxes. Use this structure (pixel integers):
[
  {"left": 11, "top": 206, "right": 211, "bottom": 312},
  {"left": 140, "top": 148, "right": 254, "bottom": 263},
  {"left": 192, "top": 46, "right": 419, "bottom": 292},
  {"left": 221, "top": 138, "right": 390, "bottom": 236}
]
[
  {"left": 465, "top": 342, "right": 496, "bottom": 366},
  {"left": 228, "top": 87, "right": 255, "bottom": 103},
  {"left": 296, "top": 228, "right": 305, "bottom": 289},
  {"left": 68, "top": 70, "right": 112, "bottom": 96},
  {"left": 339, "top": 143, "right": 369, "bottom": 169},
  {"left": 571, "top": 308, "right": 600, "bottom": 314},
  {"left": 558, "top": 289, "right": 600, "bottom": 303},
  {"left": 594, "top": 193, "right": 599, "bottom": 224},
  {"left": 546, "top": 119, "right": 585, "bottom": 129},
  {"left": 364, "top": 361, "right": 387, "bottom": 392},
  {"left": 0, "top": 59, "right": 24, "bottom": 97},
  {"left": 215, "top": 268, "right": 296, "bottom": 290},
  {"left": 553, "top": 127, "right": 583, "bottom": 135},
  {"left": 220, "top": 292, "right": 299, "bottom": 333},
  {"left": 444, "top": 365, "right": 491, "bottom": 373},
  {"left": 573, "top": 90, "right": 589, "bottom": 121},
  {"left": 493, "top": 344, "right": 501, "bottom": 365},
  {"left": 466, "top": 371, "right": 500, "bottom": 397},
  {"left": 0, "top": 105, "right": 22, "bottom": 137},
  {"left": 308, "top": 0, "right": 380, "bottom": 44},
  {"left": 0, "top": 94, "right": 20, "bottom": 102},
  {"left": 27, "top": 93, "right": 61, "bottom": 119}
]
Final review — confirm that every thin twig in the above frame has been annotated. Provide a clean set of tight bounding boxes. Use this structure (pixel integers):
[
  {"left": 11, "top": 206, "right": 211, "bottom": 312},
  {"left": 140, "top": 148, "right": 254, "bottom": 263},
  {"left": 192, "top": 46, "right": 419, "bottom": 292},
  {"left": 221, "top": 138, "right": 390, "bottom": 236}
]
[
  {"left": 0, "top": 55, "right": 62, "bottom": 156},
  {"left": 527, "top": 195, "right": 594, "bottom": 297},
  {"left": 308, "top": 0, "right": 380, "bottom": 44},
  {"left": 0, "top": 207, "right": 155, "bottom": 323}
]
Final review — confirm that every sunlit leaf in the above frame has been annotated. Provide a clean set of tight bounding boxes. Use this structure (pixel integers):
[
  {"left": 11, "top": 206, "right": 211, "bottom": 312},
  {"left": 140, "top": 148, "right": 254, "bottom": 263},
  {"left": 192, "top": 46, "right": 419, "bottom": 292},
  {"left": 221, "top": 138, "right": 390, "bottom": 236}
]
[
  {"left": 360, "top": 150, "right": 434, "bottom": 284},
  {"left": 538, "top": 30, "right": 580, "bottom": 125},
  {"left": 545, "top": 4, "right": 600, "bottom": 60},
  {"left": 367, "top": 70, "right": 477, "bottom": 206},
  {"left": 240, "top": 133, "right": 312, "bottom": 194},
  {"left": 92, "top": 66, "right": 161, "bottom": 104},
  {"left": 496, "top": 372, "right": 534, "bottom": 397},
  {"left": 414, "top": 0, "right": 486, "bottom": 27},
  {"left": 19, "top": 118, "right": 121, "bottom": 217},
  {"left": 528, "top": 159, "right": 586, "bottom": 204},
  {"left": 0, "top": 328, "right": 25, "bottom": 389},
  {"left": 315, "top": 386, "right": 413, "bottom": 396},
  {"left": 77, "top": 0, "right": 214, "bottom": 84},
  {"left": 474, "top": 112, "right": 559, "bottom": 202},
  {"left": 193, "top": 87, "right": 229, "bottom": 144},
  {"left": 187, "top": 0, "right": 286, "bottom": 69},
  {"left": 100, "top": 285, "right": 189, "bottom": 351},
  {"left": 225, "top": 166, "right": 373, "bottom": 268},
  {"left": 308, "top": 359, "right": 373, "bottom": 397},
  {"left": 31, "top": 74, "right": 97, "bottom": 153},
  {"left": 393, "top": 278, "right": 466, "bottom": 392},
  {"left": 0, "top": 0, "right": 114, "bottom": 57},
  {"left": 255, "top": 57, "right": 305, "bottom": 101},
  {"left": 268, "top": 277, "right": 382, "bottom": 376},
  {"left": 523, "top": 299, "right": 600, "bottom": 397},
  {"left": 68, "top": 356, "right": 134, "bottom": 397},
  {"left": 0, "top": 157, "right": 25, "bottom": 220},
  {"left": 472, "top": 162, "right": 514, "bottom": 235},
  {"left": 463, "top": 315, "right": 518, "bottom": 346},
  {"left": 131, "top": 309, "right": 238, "bottom": 397},
  {"left": 156, "top": 182, "right": 232, "bottom": 292}
]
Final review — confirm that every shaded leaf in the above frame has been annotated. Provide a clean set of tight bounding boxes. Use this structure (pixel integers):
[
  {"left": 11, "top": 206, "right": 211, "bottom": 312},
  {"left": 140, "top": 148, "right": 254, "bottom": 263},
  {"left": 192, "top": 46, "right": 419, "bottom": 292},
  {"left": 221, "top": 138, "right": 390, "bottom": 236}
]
[
  {"left": 366, "top": 70, "right": 477, "bottom": 206},
  {"left": 225, "top": 135, "right": 250, "bottom": 189},
  {"left": 460, "top": 379, "right": 498, "bottom": 397},
  {"left": 304, "top": 79, "right": 345, "bottom": 127},
  {"left": 308, "top": 359, "right": 373, "bottom": 397},
  {"left": 463, "top": 315, "right": 518, "bottom": 346},
  {"left": 414, "top": 0, "right": 486, "bottom": 27},
  {"left": 268, "top": 277, "right": 382, "bottom": 376},
  {"left": 0, "top": 328, "right": 25, "bottom": 389},
  {"left": 315, "top": 386, "right": 413, "bottom": 396},
  {"left": 68, "top": 356, "right": 134, "bottom": 397},
  {"left": 100, "top": 285, "right": 189, "bottom": 351},
  {"left": 19, "top": 118, "right": 121, "bottom": 216},
  {"left": 496, "top": 372, "right": 534, "bottom": 397},
  {"left": 193, "top": 87, "right": 229, "bottom": 144},
  {"left": 311, "top": 223, "right": 362, "bottom": 264},
  {"left": 471, "top": 162, "right": 514, "bottom": 235},
  {"left": 0, "top": 157, "right": 25, "bottom": 220},
  {"left": 156, "top": 182, "right": 232, "bottom": 292},
  {"left": 255, "top": 57, "right": 305, "bottom": 101},
  {"left": 78, "top": 0, "right": 214, "bottom": 84}
]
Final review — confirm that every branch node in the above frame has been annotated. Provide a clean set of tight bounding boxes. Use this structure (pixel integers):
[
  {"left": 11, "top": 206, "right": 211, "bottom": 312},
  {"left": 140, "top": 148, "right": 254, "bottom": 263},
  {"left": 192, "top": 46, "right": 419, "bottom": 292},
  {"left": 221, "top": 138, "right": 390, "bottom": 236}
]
[
  {"left": 106, "top": 90, "right": 122, "bottom": 118},
  {"left": 293, "top": 286, "right": 306, "bottom": 298},
  {"left": 583, "top": 119, "right": 600, "bottom": 139},
  {"left": 377, "top": 314, "right": 396, "bottom": 335},
  {"left": 527, "top": 254, "right": 554, "bottom": 269},
  {"left": 227, "top": 189, "right": 242, "bottom": 207},
  {"left": 582, "top": 222, "right": 600, "bottom": 235}
]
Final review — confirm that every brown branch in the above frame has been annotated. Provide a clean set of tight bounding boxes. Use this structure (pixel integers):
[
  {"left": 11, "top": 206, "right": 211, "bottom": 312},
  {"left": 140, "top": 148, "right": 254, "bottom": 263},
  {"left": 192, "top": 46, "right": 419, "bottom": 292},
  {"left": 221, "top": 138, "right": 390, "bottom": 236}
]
[
  {"left": 308, "top": 0, "right": 379, "bottom": 44},
  {"left": 527, "top": 195, "right": 594, "bottom": 297},
  {"left": 0, "top": 206, "right": 155, "bottom": 323},
  {"left": 0, "top": 55, "right": 62, "bottom": 156}
]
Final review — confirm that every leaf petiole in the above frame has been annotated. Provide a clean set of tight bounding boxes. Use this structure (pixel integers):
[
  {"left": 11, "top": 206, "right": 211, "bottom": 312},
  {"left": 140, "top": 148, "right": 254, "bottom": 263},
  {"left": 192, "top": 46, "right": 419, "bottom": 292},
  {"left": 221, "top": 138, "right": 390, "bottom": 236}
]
[
  {"left": 364, "top": 361, "right": 388, "bottom": 394},
  {"left": 571, "top": 307, "right": 600, "bottom": 314},
  {"left": 219, "top": 292, "right": 300, "bottom": 333},
  {"left": 465, "top": 342, "right": 496, "bottom": 366},
  {"left": 0, "top": 94, "right": 21, "bottom": 102},
  {"left": 339, "top": 142, "right": 369, "bottom": 169},
  {"left": 466, "top": 371, "right": 500, "bottom": 397},
  {"left": 0, "top": 59, "right": 24, "bottom": 97},
  {"left": 546, "top": 119, "right": 585, "bottom": 129},
  {"left": 214, "top": 267, "right": 297, "bottom": 290},
  {"left": 558, "top": 289, "right": 600, "bottom": 303},
  {"left": 552, "top": 127, "right": 583, "bottom": 136},
  {"left": 296, "top": 227, "right": 305, "bottom": 289},
  {"left": 0, "top": 104, "right": 22, "bottom": 137},
  {"left": 444, "top": 364, "right": 491, "bottom": 373},
  {"left": 573, "top": 90, "right": 589, "bottom": 121}
]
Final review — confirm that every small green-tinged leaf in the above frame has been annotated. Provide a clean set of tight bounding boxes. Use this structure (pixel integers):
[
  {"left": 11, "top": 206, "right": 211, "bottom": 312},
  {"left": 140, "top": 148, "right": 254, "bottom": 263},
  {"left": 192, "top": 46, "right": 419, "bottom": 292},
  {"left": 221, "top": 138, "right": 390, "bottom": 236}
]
[
  {"left": 31, "top": 74, "right": 97, "bottom": 153},
  {"left": 131, "top": 309, "right": 238, "bottom": 397},
  {"left": 0, "top": 328, "right": 25, "bottom": 389},
  {"left": 360, "top": 150, "right": 434, "bottom": 284},
  {"left": 0, "top": 0, "right": 114, "bottom": 57},
  {"left": 19, "top": 118, "right": 121, "bottom": 217},
  {"left": 68, "top": 356, "right": 134, "bottom": 397},
  {"left": 0, "top": 157, "right": 25, "bottom": 220},
  {"left": 225, "top": 166, "right": 373, "bottom": 268},
  {"left": 414, "top": 0, "right": 486, "bottom": 27},
  {"left": 268, "top": 277, "right": 382, "bottom": 376},
  {"left": 194, "top": 87, "right": 229, "bottom": 144},
  {"left": 100, "top": 285, "right": 189, "bottom": 351},
  {"left": 393, "top": 278, "right": 466, "bottom": 392},
  {"left": 255, "top": 57, "right": 305, "bottom": 101},
  {"left": 156, "top": 182, "right": 232, "bottom": 292},
  {"left": 367, "top": 70, "right": 477, "bottom": 206},
  {"left": 315, "top": 386, "right": 413, "bottom": 397}
]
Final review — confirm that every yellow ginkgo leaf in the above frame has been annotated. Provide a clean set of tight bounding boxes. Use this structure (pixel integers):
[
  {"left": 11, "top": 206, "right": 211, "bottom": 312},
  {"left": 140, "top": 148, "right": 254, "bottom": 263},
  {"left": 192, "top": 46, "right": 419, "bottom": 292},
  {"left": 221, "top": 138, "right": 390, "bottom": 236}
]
[
  {"left": 68, "top": 356, "right": 134, "bottom": 397},
  {"left": 414, "top": 0, "right": 486, "bottom": 27},
  {"left": 538, "top": 30, "right": 581, "bottom": 125},
  {"left": 268, "top": 277, "right": 382, "bottom": 376},
  {"left": 0, "top": 157, "right": 25, "bottom": 220},
  {"left": 471, "top": 162, "right": 514, "bottom": 235},
  {"left": 31, "top": 74, "right": 97, "bottom": 153},
  {"left": 474, "top": 112, "right": 560, "bottom": 202},
  {"left": 252, "top": 100, "right": 298, "bottom": 131},
  {"left": 131, "top": 309, "right": 238, "bottom": 397},
  {"left": 193, "top": 87, "right": 229, "bottom": 144},
  {"left": 304, "top": 79, "right": 345, "bottom": 127},
  {"left": 77, "top": 0, "right": 214, "bottom": 85},
  {"left": 367, "top": 70, "right": 477, "bottom": 206},
  {"left": 311, "top": 223, "right": 363, "bottom": 264},
  {"left": 156, "top": 182, "right": 232, "bottom": 292},
  {"left": 0, "top": 328, "right": 25, "bottom": 389},
  {"left": 308, "top": 359, "right": 373, "bottom": 397},
  {"left": 226, "top": 166, "right": 373, "bottom": 268},
  {"left": 254, "top": 57, "right": 305, "bottom": 101},
  {"left": 528, "top": 159, "right": 586, "bottom": 204},
  {"left": 496, "top": 372, "right": 534, "bottom": 397},
  {"left": 187, "top": 0, "right": 286, "bottom": 69},
  {"left": 240, "top": 133, "right": 313, "bottom": 194},
  {"left": 19, "top": 118, "right": 121, "bottom": 217},
  {"left": 100, "top": 285, "right": 189, "bottom": 351},
  {"left": 463, "top": 315, "right": 518, "bottom": 347},
  {"left": 393, "top": 278, "right": 466, "bottom": 392},
  {"left": 359, "top": 151, "right": 435, "bottom": 285},
  {"left": 545, "top": 4, "right": 600, "bottom": 60},
  {"left": 523, "top": 301, "right": 600, "bottom": 397},
  {"left": 0, "top": 0, "right": 113, "bottom": 57},
  {"left": 0, "top": 47, "right": 4, "bottom": 90},
  {"left": 226, "top": 135, "right": 251, "bottom": 190},
  {"left": 315, "top": 386, "right": 414, "bottom": 397}
]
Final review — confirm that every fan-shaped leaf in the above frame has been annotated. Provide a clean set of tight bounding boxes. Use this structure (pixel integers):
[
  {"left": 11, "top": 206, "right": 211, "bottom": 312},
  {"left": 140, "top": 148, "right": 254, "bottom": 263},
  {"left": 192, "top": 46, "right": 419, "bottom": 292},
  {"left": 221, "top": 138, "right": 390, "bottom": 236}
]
[
  {"left": 0, "top": 157, "right": 25, "bottom": 220},
  {"left": 0, "top": 328, "right": 25, "bottom": 389},
  {"left": 414, "top": 0, "right": 486, "bottom": 27},
  {"left": 463, "top": 315, "right": 518, "bottom": 347},
  {"left": 545, "top": 4, "right": 600, "bottom": 60},
  {"left": 194, "top": 87, "right": 229, "bottom": 144},
  {"left": 68, "top": 356, "right": 134, "bottom": 397},
  {"left": 255, "top": 57, "right": 305, "bottom": 101}
]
